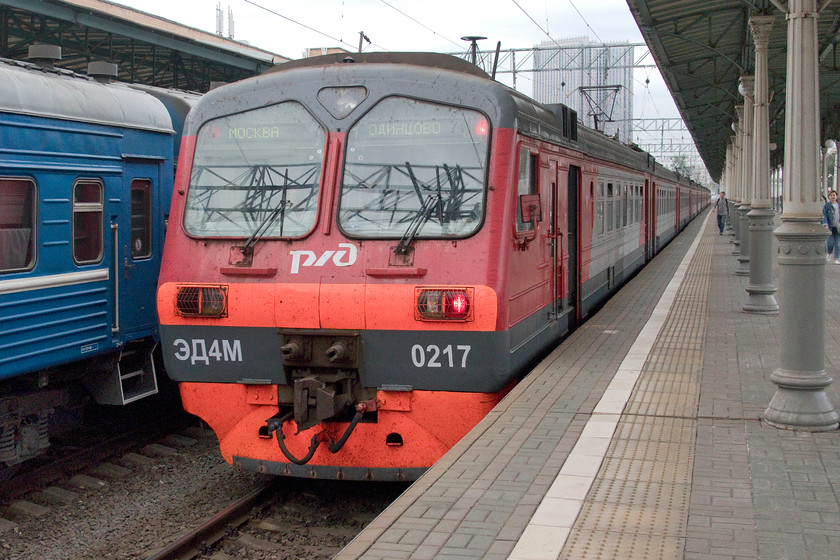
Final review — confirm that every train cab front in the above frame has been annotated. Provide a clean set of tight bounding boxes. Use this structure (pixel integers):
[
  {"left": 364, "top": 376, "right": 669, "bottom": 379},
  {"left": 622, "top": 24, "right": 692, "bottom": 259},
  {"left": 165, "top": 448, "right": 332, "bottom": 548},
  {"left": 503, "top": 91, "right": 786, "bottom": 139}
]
[{"left": 155, "top": 69, "right": 518, "bottom": 480}]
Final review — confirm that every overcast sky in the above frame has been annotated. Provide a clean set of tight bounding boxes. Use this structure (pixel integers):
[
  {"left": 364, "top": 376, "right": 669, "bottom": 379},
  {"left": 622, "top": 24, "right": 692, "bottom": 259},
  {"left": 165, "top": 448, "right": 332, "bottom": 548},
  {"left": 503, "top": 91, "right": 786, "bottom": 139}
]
[{"left": 120, "top": 0, "right": 644, "bottom": 57}]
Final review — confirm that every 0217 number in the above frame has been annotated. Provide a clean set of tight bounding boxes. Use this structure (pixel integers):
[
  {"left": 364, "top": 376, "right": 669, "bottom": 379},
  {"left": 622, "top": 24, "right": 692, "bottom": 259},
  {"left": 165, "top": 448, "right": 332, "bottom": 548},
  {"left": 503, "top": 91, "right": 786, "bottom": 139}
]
[{"left": 411, "top": 344, "right": 471, "bottom": 368}]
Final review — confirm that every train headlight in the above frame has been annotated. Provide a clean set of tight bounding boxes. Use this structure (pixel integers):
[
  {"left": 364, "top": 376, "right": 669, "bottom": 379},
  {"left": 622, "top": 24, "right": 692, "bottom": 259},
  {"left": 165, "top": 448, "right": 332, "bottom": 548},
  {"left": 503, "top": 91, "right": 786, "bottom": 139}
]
[
  {"left": 415, "top": 288, "right": 473, "bottom": 321},
  {"left": 175, "top": 285, "right": 228, "bottom": 318}
]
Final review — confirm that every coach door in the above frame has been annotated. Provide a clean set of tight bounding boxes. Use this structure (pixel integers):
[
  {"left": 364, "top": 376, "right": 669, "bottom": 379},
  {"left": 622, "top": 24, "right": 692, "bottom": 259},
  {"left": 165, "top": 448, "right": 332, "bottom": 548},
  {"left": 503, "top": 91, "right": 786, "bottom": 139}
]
[
  {"left": 644, "top": 179, "right": 654, "bottom": 261},
  {"left": 567, "top": 165, "right": 580, "bottom": 329},
  {"left": 547, "top": 161, "right": 580, "bottom": 332},
  {"left": 113, "top": 161, "right": 162, "bottom": 337},
  {"left": 547, "top": 160, "right": 560, "bottom": 322}
]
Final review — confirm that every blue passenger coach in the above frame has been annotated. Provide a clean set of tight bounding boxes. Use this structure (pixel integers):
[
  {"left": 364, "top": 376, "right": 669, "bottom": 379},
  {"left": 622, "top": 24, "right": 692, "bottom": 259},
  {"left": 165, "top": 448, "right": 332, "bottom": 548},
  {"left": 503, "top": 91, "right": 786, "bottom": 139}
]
[{"left": 0, "top": 53, "right": 196, "bottom": 467}]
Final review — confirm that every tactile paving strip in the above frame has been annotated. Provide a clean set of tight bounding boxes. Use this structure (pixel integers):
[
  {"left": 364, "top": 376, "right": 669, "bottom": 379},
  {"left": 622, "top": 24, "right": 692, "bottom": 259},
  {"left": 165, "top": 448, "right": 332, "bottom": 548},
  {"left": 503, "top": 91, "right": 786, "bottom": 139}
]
[
  {"left": 562, "top": 529, "right": 685, "bottom": 559},
  {"left": 587, "top": 479, "right": 690, "bottom": 513},
  {"left": 560, "top": 221, "right": 714, "bottom": 559},
  {"left": 606, "top": 436, "right": 694, "bottom": 464}
]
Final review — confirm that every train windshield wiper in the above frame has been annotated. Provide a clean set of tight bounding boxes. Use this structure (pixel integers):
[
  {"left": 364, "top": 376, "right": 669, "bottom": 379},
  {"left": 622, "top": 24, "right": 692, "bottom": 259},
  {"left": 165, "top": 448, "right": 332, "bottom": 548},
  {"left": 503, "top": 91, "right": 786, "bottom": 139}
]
[
  {"left": 240, "top": 169, "right": 289, "bottom": 256},
  {"left": 394, "top": 163, "right": 444, "bottom": 255}
]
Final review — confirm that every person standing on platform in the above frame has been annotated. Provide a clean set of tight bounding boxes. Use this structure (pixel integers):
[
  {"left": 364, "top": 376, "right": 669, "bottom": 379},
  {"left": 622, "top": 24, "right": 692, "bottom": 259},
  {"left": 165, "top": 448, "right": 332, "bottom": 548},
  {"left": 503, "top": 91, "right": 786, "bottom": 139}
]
[
  {"left": 715, "top": 191, "right": 729, "bottom": 235},
  {"left": 823, "top": 190, "right": 840, "bottom": 264}
]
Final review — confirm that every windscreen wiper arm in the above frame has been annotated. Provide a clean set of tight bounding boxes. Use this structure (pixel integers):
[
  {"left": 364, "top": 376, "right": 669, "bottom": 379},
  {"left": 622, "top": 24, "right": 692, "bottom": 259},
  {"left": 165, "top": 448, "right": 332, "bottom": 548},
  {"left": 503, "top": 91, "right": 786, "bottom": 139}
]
[
  {"left": 394, "top": 164, "right": 445, "bottom": 255},
  {"left": 394, "top": 194, "right": 438, "bottom": 255},
  {"left": 240, "top": 169, "right": 289, "bottom": 256}
]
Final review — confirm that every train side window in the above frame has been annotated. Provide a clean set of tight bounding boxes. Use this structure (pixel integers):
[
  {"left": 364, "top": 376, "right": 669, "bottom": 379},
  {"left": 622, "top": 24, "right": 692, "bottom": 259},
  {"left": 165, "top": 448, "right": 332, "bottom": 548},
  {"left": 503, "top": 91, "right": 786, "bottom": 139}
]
[
  {"left": 0, "top": 178, "right": 36, "bottom": 273},
  {"left": 606, "top": 182, "right": 614, "bottom": 232},
  {"left": 623, "top": 184, "right": 629, "bottom": 227},
  {"left": 618, "top": 185, "right": 623, "bottom": 227},
  {"left": 73, "top": 180, "right": 104, "bottom": 264},
  {"left": 130, "top": 179, "right": 152, "bottom": 259},
  {"left": 516, "top": 148, "right": 538, "bottom": 233},
  {"left": 596, "top": 181, "right": 604, "bottom": 236}
]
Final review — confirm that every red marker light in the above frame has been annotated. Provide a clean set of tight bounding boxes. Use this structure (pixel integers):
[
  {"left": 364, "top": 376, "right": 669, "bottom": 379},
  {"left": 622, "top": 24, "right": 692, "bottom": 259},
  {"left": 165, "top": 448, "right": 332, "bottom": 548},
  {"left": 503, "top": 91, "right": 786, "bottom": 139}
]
[
  {"left": 416, "top": 288, "right": 473, "bottom": 321},
  {"left": 475, "top": 119, "right": 489, "bottom": 136},
  {"left": 447, "top": 292, "right": 470, "bottom": 317}
]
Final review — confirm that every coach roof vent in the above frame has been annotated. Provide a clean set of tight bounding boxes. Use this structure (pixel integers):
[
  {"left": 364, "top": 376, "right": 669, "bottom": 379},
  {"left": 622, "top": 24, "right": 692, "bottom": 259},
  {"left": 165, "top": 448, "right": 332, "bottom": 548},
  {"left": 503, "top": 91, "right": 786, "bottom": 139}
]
[
  {"left": 545, "top": 103, "right": 578, "bottom": 142},
  {"left": 88, "top": 61, "right": 119, "bottom": 83},
  {"left": 27, "top": 44, "right": 61, "bottom": 69},
  {"left": 88, "top": 60, "right": 118, "bottom": 84}
]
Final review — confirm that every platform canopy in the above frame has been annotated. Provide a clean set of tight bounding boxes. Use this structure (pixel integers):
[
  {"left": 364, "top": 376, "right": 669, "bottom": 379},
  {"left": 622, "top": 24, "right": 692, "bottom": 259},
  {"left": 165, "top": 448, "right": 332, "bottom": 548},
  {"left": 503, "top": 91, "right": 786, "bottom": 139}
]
[
  {"left": 626, "top": 0, "right": 840, "bottom": 182},
  {"left": 0, "top": 0, "right": 288, "bottom": 92}
]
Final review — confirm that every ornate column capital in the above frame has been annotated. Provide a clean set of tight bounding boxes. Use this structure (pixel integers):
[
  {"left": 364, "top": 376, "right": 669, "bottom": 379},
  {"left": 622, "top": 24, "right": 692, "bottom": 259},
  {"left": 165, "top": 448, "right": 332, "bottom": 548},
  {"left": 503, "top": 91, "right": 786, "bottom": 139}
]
[
  {"left": 739, "top": 74, "right": 756, "bottom": 101},
  {"left": 734, "top": 104, "right": 744, "bottom": 130},
  {"left": 749, "top": 15, "right": 775, "bottom": 46}
]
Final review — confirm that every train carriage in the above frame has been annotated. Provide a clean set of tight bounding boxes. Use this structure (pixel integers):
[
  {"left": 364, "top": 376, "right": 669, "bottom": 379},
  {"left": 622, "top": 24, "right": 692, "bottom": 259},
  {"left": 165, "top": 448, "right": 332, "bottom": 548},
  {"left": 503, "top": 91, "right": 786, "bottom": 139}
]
[
  {"left": 0, "top": 51, "right": 198, "bottom": 467},
  {"left": 157, "top": 52, "right": 707, "bottom": 480}
]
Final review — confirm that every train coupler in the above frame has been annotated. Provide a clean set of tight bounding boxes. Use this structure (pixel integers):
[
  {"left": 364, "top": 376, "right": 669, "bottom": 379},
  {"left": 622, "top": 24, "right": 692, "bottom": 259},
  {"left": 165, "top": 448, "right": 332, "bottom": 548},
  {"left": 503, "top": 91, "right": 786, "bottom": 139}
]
[{"left": 293, "top": 376, "right": 353, "bottom": 431}]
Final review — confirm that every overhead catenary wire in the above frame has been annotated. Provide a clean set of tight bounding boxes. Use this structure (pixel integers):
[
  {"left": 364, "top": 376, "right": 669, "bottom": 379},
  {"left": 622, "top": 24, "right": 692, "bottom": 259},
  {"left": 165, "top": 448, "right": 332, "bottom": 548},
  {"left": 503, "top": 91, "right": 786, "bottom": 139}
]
[
  {"left": 377, "top": 0, "right": 464, "bottom": 51},
  {"left": 242, "top": 0, "right": 390, "bottom": 52}
]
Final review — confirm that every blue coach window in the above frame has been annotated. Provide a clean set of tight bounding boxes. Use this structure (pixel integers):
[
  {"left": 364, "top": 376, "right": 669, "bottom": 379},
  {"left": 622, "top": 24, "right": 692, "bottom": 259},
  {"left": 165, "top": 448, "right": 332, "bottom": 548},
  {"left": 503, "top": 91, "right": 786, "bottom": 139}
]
[
  {"left": 0, "top": 177, "right": 36, "bottom": 272},
  {"left": 73, "top": 180, "right": 104, "bottom": 264},
  {"left": 339, "top": 97, "right": 489, "bottom": 238},
  {"left": 130, "top": 179, "right": 152, "bottom": 259},
  {"left": 184, "top": 102, "right": 326, "bottom": 238}
]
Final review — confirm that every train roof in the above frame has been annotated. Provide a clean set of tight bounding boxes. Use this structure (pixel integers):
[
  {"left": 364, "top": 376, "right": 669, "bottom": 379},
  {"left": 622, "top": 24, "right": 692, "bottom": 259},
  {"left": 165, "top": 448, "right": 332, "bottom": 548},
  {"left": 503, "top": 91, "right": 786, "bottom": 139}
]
[
  {"left": 0, "top": 57, "right": 175, "bottom": 134},
  {"left": 265, "top": 51, "right": 492, "bottom": 79},
  {"left": 128, "top": 83, "right": 202, "bottom": 151},
  {"left": 192, "top": 52, "right": 705, "bottom": 187},
  {"left": 188, "top": 52, "right": 572, "bottom": 143}
]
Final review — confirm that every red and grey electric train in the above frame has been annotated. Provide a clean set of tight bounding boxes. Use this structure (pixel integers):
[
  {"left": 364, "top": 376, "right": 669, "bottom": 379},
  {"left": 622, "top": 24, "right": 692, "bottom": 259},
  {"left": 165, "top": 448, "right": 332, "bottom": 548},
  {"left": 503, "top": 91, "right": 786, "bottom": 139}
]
[{"left": 157, "top": 52, "right": 708, "bottom": 481}]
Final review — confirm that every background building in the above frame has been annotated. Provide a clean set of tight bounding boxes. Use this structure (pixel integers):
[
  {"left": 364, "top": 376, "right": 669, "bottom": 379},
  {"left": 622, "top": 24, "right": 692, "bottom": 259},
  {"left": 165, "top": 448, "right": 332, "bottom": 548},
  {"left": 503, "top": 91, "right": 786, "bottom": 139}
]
[{"left": 533, "top": 38, "right": 634, "bottom": 144}]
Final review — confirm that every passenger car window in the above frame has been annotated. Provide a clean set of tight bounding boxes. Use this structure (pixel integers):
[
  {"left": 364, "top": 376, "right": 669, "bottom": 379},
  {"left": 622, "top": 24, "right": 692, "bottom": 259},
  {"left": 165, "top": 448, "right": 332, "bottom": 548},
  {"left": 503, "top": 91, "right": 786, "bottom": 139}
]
[
  {"left": 73, "top": 180, "right": 104, "bottom": 264},
  {"left": 130, "top": 179, "right": 152, "bottom": 259},
  {"left": 516, "top": 149, "right": 538, "bottom": 233},
  {"left": 0, "top": 178, "right": 36, "bottom": 272}
]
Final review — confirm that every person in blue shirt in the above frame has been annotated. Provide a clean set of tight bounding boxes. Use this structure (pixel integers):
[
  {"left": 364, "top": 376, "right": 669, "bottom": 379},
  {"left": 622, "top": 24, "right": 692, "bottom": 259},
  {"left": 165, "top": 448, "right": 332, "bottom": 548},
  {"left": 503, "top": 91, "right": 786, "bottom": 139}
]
[{"left": 823, "top": 190, "right": 840, "bottom": 264}]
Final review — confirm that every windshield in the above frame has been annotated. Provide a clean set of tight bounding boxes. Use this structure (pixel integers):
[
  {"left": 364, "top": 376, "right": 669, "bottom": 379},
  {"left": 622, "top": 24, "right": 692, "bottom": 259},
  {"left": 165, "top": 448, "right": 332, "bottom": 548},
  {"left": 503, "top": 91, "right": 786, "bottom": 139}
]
[
  {"left": 183, "top": 102, "right": 325, "bottom": 238},
  {"left": 339, "top": 97, "right": 489, "bottom": 238}
]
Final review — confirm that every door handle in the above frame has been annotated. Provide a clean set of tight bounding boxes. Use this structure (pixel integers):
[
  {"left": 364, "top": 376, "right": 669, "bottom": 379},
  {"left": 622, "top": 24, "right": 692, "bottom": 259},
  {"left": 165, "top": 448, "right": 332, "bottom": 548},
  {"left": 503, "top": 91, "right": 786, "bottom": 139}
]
[{"left": 124, "top": 255, "right": 135, "bottom": 279}]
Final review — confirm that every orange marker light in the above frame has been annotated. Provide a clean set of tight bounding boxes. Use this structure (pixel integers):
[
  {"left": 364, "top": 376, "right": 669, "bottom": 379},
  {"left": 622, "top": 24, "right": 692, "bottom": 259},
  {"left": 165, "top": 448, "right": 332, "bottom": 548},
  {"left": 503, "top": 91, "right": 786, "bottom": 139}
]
[{"left": 175, "top": 285, "right": 228, "bottom": 318}]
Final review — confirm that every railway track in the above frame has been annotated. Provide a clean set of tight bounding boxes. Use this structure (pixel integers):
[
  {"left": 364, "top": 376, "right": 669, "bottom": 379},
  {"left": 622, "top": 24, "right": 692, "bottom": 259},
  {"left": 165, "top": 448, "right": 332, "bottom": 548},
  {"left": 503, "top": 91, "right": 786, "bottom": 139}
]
[
  {"left": 0, "top": 406, "right": 192, "bottom": 503},
  {"left": 0, "top": 405, "right": 406, "bottom": 559},
  {"left": 145, "top": 477, "right": 407, "bottom": 560}
]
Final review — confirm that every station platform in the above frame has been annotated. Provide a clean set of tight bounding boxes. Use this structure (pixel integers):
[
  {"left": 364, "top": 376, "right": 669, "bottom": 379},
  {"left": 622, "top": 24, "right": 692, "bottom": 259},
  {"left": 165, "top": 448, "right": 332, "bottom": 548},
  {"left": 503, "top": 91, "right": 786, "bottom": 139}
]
[{"left": 336, "top": 208, "right": 840, "bottom": 560}]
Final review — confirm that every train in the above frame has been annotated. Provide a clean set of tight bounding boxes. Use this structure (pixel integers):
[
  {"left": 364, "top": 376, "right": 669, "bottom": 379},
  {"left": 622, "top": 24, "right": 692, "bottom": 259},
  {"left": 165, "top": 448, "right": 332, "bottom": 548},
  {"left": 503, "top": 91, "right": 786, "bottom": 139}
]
[
  {"left": 0, "top": 46, "right": 199, "bottom": 469},
  {"left": 156, "top": 52, "right": 709, "bottom": 481}
]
